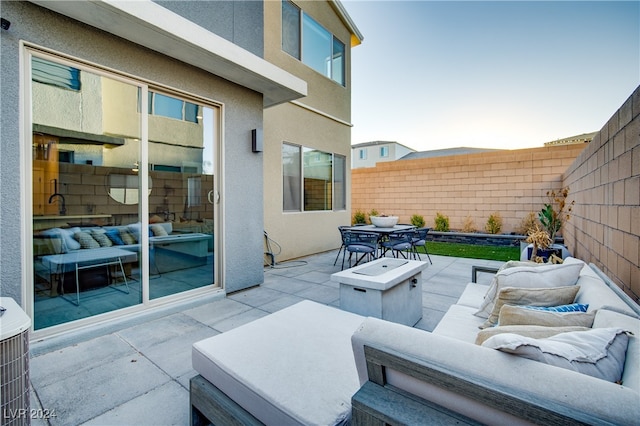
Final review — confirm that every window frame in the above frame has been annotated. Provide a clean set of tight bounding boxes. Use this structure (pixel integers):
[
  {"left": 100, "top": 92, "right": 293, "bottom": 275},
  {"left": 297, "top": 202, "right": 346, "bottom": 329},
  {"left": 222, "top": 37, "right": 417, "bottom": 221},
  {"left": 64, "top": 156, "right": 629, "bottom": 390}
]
[
  {"left": 282, "top": 142, "right": 344, "bottom": 212},
  {"left": 281, "top": 0, "right": 346, "bottom": 86}
]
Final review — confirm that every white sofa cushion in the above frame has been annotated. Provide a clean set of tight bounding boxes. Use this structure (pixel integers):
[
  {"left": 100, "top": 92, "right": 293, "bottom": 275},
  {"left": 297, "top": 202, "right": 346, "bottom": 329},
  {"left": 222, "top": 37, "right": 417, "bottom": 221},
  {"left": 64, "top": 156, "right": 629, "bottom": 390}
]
[
  {"left": 593, "top": 308, "right": 640, "bottom": 392},
  {"left": 456, "top": 283, "right": 489, "bottom": 309},
  {"left": 475, "top": 261, "right": 583, "bottom": 319},
  {"left": 192, "top": 301, "right": 364, "bottom": 426},
  {"left": 482, "top": 328, "right": 630, "bottom": 383},
  {"left": 432, "top": 304, "right": 485, "bottom": 343}
]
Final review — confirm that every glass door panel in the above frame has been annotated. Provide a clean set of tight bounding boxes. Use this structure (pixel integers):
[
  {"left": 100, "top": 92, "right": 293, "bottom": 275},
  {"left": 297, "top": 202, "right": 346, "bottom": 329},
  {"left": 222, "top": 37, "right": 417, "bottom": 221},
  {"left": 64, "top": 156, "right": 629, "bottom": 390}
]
[
  {"left": 148, "top": 94, "right": 216, "bottom": 299},
  {"left": 31, "top": 55, "right": 143, "bottom": 329}
]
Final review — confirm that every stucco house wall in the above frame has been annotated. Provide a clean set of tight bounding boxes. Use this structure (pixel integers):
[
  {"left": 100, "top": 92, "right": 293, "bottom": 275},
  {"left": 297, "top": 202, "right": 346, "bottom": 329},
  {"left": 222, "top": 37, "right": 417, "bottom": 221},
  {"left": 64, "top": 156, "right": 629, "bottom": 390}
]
[
  {"left": 262, "top": 0, "right": 360, "bottom": 261},
  {"left": 0, "top": 1, "right": 266, "bottom": 303}
]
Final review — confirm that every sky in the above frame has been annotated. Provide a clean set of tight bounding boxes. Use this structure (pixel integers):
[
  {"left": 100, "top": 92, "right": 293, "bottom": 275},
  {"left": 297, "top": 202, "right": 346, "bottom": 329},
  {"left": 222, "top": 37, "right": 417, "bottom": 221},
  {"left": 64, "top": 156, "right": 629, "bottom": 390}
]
[{"left": 341, "top": 0, "right": 640, "bottom": 151}]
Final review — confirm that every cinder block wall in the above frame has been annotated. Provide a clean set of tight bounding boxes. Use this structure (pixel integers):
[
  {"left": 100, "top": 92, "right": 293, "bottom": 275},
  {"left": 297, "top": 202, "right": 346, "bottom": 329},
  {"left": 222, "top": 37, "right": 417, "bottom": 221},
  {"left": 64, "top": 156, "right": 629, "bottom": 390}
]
[
  {"left": 563, "top": 86, "right": 640, "bottom": 302},
  {"left": 351, "top": 144, "right": 586, "bottom": 233}
]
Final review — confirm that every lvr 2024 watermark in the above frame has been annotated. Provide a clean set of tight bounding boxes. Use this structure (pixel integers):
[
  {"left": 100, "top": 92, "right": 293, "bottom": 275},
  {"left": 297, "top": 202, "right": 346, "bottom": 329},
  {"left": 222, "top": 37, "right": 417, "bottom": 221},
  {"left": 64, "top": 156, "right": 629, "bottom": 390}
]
[{"left": 3, "top": 408, "right": 58, "bottom": 420}]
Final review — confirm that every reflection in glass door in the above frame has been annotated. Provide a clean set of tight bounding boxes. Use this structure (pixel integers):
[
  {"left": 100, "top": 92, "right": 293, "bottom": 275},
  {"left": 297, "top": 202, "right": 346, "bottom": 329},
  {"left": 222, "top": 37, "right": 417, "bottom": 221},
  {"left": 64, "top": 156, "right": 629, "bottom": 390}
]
[
  {"left": 30, "top": 52, "right": 218, "bottom": 331},
  {"left": 147, "top": 93, "right": 216, "bottom": 299},
  {"left": 31, "top": 55, "right": 143, "bottom": 329}
]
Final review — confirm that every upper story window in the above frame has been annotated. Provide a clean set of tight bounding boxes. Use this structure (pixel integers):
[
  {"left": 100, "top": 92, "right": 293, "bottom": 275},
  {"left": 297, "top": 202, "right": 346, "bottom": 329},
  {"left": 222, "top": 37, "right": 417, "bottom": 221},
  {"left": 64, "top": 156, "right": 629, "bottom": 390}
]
[
  {"left": 282, "top": 0, "right": 346, "bottom": 86},
  {"left": 359, "top": 149, "right": 367, "bottom": 160},
  {"left": 148, "top": 92, "right": 199, "bottom": 123},
  {"left": 32, "top": 57, "right": 81, "bottom": 91},
  {"left": 380, "top": 146, "right": 389, "bottom": 158}
]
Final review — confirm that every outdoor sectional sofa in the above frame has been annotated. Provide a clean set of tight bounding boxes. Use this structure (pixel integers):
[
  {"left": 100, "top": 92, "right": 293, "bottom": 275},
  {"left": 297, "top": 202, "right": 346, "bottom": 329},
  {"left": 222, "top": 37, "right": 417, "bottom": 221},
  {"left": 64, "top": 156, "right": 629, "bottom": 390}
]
[{"left": 190, "top": 257, "right": 640, "bottom": 425}]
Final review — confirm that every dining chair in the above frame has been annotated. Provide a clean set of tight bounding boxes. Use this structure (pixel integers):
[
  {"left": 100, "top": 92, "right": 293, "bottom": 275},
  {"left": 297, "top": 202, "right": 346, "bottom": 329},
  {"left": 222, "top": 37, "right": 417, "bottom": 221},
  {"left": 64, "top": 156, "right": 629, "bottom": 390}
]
[
  {"left": 380, "top": 230, "right": 414, "bottom": 259},
  {"left": 342, "top": 231, "right": 379, "bottom": 270},
  {"left": 411, "top": 227, "right": 432, "bottom": 264},
  {"left": 333, "top": 226, "right": 350, "bottom": 266}
]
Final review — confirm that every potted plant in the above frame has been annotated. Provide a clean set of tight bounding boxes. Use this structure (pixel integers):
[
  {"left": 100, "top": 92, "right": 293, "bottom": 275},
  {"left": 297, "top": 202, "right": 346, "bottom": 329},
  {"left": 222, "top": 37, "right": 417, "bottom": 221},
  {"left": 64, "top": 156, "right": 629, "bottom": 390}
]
[
  {"left": 539, "top": 187, "right": 574, "bottom": 242},
  {"left": 522, "top": 187, "right": 574, "bottom": 262},
  {"left": 370, "top": 213, "right": 399, "bottom": 228}
]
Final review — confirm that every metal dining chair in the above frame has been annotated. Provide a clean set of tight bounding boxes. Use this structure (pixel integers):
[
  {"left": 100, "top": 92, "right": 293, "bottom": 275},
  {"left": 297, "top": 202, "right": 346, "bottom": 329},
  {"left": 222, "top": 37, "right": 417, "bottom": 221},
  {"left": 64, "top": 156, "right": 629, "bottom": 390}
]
[
  {"left": 342, "top": 231, "right": 379, "bottom": 270},
  {"left": 411, "top": 227, "right": 432, "bottom": 264},
  {"left": 333, "top": 226, "right": 350, "bottom": 266},
  {"left": 380, "top": 230, "right": 414, "bottom": 259}
]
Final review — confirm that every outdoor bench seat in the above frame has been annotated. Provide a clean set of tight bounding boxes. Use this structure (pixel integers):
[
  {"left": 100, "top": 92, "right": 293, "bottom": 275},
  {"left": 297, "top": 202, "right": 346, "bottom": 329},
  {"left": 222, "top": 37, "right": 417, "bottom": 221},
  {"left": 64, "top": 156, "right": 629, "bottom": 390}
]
[{"left": 191, "top": 300, "right": 364, "bottom": 425}]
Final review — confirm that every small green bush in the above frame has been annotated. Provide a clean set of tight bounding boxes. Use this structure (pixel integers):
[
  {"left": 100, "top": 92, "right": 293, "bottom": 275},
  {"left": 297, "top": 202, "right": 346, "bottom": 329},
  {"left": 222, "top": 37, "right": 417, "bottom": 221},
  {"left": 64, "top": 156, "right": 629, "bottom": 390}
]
[
  {"left": 367, "top": 209, "right": 379, "bottom": 224},
  {"left": 410, "top": 214, "right": 425, "bottom": 228},
  {"left": 485, "top": 212, "right": 503, "bottom": 234},
  {"left": 516, "top": 211, "right": 538, "bottom": 235},
  {"left": 434, "top": 212, "right": 450, "bottom": 232},
  {"left": 352, "top": 210, "right": 367, "bottom": 225},
  {"left": 462, "top": 215, "right": 477, "bottom": 233}
]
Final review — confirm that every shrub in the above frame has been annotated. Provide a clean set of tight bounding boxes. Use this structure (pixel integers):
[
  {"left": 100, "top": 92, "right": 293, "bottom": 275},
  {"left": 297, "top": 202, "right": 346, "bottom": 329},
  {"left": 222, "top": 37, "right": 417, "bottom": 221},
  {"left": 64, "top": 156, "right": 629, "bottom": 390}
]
[
  {"left": 434, "top": 212, "right": 450, "bottom": 232},
  {"left": 368, "top": 209, "right": 379, "bottom": 223},
  {"left": 461, "top": 215, "right": 477, "bottom": 233},
  {"left": 485, "top": 212, "right": 502, "bottom": 234},
  {"left": 410, "top": 214, "right": 425, "bottom": 228},
  {"left": 516, "top": 211, "right": 538, "bottom": 235},
  {"left": 352, "top": 210, "right": 366, "bottom": 225}
]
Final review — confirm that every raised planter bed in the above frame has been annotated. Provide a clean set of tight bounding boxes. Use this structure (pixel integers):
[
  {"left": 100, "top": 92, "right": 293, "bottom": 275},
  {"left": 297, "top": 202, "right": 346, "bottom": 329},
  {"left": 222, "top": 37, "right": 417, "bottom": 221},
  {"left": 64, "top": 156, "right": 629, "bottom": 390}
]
[{"left": 426, "top": 231, "right": 564, "bottom": 249}]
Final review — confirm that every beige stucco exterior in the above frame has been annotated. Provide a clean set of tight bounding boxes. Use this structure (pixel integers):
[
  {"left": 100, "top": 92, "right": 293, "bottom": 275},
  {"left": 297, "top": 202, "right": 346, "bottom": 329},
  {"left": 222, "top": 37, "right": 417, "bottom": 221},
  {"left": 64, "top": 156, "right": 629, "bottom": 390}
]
[{"left": 262, "top": 0, "right": 362, "bottom": 261}]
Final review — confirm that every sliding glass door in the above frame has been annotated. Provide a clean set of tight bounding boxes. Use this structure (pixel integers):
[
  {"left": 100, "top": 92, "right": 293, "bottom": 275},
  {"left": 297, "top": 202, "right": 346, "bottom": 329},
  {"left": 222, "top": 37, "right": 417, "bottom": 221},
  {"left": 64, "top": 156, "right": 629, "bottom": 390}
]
[{"left": 29, "top": 51, "right": 219, "bottom": 331}]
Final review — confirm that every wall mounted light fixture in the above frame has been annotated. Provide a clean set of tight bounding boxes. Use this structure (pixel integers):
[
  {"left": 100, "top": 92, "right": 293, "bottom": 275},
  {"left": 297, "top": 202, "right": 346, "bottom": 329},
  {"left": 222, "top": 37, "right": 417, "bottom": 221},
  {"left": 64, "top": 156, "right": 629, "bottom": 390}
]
[
  {"left": 251, "top": 129, "right": 263, "bottom": 153},
  {"left": 1, "top": 18, "right": 11, "bottom": 31}
]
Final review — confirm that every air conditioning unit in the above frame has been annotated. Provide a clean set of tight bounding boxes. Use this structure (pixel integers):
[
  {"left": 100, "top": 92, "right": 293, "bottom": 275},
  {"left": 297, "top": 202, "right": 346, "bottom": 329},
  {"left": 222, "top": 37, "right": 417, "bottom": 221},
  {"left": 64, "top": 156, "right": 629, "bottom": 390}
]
[{"left": 1, "top": 298, "right": 31, "bottom": 426}]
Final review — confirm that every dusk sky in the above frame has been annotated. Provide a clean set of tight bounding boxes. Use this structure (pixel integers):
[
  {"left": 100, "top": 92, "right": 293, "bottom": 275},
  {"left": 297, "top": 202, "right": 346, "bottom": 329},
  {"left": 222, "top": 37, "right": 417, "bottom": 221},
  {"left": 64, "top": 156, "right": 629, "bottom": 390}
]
[{"left": 341, "top": 0, "right": 639, "bottom": 151}]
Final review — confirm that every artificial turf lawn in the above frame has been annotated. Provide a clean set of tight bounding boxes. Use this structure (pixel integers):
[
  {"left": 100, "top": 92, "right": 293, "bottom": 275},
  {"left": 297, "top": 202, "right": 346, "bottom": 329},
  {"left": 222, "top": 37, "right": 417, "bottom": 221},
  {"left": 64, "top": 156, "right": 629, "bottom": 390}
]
[{"left": 418, "top": 241, "right": 521, "bottom": 262}]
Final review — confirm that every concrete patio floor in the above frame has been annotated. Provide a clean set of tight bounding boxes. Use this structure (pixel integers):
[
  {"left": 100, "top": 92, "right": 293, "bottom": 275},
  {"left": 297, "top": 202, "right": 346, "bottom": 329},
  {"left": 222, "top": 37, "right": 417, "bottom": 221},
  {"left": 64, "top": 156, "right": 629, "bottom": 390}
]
[{"left": 28, "top": 251, "right": 504, "bottom": 425}]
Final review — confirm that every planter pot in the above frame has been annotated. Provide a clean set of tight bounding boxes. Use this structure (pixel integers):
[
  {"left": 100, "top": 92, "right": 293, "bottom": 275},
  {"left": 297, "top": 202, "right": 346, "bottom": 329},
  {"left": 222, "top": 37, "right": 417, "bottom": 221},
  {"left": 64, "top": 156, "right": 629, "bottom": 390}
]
[
  {"left": 370, "top": 216, "right": 399, "bottom": 228},
  {"left": 520, "top": 243, "right": 571, "bottom": 262}
]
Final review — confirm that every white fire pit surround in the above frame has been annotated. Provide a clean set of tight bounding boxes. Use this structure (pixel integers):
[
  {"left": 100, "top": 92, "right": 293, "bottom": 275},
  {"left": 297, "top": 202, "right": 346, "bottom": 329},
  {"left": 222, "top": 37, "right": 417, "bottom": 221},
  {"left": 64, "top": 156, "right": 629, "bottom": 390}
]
[
  {"left": 332, "top": 258, "right": 428, "bottom": 326},
  {"left": 369, "top": 216, "right": 399, "bottom": 227}
]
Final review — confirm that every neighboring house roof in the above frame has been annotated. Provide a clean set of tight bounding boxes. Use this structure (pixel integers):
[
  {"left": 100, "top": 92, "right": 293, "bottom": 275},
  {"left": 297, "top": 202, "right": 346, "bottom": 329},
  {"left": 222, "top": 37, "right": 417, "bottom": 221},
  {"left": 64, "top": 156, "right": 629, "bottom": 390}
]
[
  {"left": 30, "top": 0, "right": 307, "bottom": 107},
  {"left": 352, "top": 141, "right": 416, "bottom": 152},
  {"left": 400, "top": 147, "right": 502, "bottom": 160},
  {"left": 544, "top": 132, "right": 597, "bottom": 146}
]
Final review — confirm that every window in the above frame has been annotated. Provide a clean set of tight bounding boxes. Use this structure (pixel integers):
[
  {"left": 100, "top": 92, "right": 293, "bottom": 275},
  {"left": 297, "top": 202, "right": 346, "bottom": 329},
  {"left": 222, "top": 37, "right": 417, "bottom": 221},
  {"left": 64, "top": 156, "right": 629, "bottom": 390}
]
[
  {"left": 380, "top": 146, "right": 389, "bottom": 158},
  {"left": 282, "top": 0, "right": 346, "bottom": 86},
  {"left": 359, "top": 149, "right": 367, "bottom": 160},
  {"left": 32, "top": 56, "right": 81, "bottom": 91},
  {"left": 282, "top": 0, "right": 301, "bottom": 58},
  {"left": 334, "top": 155, "right": 346, "bottom": 210},
  {"left": 146, "top": 91, "right": 199, "bottom": 123},
  {"left": 283, "top": 143, "right": 302, "bottom": 211},
  {"left": 283, "top": 143, "right": 343, "bottom": 212}
]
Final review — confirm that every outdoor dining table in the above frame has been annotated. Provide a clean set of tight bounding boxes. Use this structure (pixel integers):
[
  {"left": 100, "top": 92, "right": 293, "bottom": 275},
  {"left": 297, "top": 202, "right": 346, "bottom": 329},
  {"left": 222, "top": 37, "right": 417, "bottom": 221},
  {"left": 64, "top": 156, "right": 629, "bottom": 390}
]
[
  {"left": 341, "top": 224, "right": 417, "bottom": 264},
  {"left": 343, "top": 224, "right": 415, "bottom": 235}
]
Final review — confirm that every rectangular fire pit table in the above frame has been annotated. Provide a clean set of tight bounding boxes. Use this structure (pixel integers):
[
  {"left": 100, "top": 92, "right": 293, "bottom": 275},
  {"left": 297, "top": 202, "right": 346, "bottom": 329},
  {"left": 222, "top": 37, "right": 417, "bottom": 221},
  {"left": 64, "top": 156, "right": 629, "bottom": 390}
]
[{"left": 331, "top": 258, "right": 428, "bottom": 326}]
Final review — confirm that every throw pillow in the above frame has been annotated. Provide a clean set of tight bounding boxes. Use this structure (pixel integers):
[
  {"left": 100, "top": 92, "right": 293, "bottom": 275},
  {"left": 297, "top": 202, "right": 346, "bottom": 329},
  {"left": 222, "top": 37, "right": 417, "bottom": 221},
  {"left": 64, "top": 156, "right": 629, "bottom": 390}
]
[
  {"left": 522, "top": 303, "right": 589, "bottom": 312},
  {"left": 150, "top": 224, "right": 169, "bottom": 237},
  {"left": 475, "top": 262, "right": 583, "bottom": 319},
  {"left": 498, "top": 304, "right": 595, "bottom": 328},
  {"left": 74, "top": 231, "right": 101, "bottom": 249},
  {"left": 105, "top": 228, "right": 125, "bottom": 245},
  {"left": 480, "top": 285, "right": 580, "bottom": 329},
  {"left": 481, "top": 328, "right": 630, "bottom": 383},
  {"left": 119, "top": 229, "right": 136, "bottom": 245},
  {"left": 475, "top": 325, "right": 590, "bottom": 346},
  {"left": 90, "top": 229, "right": 113, "bottom": 247}
]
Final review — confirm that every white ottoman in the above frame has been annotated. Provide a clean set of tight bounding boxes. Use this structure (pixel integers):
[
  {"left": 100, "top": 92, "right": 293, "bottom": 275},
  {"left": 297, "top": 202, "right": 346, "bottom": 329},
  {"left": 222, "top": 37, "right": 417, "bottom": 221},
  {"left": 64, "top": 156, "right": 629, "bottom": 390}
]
[{"left": 192, "top": 301, "right": 365, "bottom": 425}]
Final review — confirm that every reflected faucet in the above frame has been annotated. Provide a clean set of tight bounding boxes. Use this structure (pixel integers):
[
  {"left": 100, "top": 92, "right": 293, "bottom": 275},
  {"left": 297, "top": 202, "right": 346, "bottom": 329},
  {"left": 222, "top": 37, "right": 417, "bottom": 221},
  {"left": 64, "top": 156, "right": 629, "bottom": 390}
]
[{"left": 48, "top": 179, "right": 66, "bottom": 215}]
